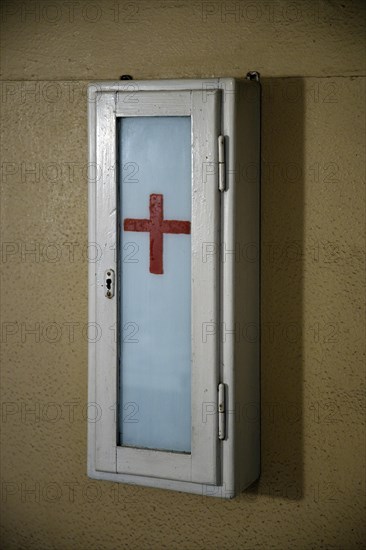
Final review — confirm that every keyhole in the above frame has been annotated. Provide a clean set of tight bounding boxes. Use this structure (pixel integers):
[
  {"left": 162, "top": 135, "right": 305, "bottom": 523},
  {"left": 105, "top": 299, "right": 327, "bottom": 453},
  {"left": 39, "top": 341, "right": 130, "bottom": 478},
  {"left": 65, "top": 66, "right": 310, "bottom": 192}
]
[{"left": 105, "top": 270, "right": 114, "bottom": 298}]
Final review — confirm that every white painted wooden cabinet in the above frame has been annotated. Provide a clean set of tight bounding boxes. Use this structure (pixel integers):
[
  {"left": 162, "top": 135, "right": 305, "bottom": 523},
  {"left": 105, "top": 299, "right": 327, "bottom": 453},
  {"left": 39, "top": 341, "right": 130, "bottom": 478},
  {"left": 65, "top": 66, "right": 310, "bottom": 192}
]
[{"left": 88, "top": 78, "right": 260, "bottom": 498}]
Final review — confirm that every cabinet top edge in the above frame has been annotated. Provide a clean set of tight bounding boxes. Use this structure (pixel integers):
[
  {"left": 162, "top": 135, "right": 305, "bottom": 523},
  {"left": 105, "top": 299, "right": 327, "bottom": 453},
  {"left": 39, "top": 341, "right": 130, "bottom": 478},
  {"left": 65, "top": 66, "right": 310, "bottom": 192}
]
[{"left": 86, "top": 77, "right": 251, "bottom": 97}]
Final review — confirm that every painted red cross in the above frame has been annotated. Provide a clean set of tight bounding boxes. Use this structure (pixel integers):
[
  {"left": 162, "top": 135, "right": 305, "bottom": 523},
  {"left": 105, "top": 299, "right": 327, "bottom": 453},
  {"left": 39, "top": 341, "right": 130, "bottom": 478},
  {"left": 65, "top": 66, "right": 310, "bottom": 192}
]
[{"left": 124, "top": 193, "right": 191, "bottom": 275}]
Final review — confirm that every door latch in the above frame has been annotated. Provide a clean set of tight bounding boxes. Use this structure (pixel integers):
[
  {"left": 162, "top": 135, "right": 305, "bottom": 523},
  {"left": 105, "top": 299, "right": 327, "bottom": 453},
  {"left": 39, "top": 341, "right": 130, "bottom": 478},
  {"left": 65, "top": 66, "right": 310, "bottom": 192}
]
[{"left": 105, "top": 269, "right": 115, "bottom": 298}]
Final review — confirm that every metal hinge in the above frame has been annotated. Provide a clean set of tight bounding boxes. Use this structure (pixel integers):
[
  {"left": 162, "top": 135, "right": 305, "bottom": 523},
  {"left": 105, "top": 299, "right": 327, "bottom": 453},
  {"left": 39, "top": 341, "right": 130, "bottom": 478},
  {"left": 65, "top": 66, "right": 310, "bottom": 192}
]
[
  {"left": 218, "top": 135, "right": 226, "bottom": 192},
  {"left": 218, "top": 383, "right": 226, "bottom": 440}
]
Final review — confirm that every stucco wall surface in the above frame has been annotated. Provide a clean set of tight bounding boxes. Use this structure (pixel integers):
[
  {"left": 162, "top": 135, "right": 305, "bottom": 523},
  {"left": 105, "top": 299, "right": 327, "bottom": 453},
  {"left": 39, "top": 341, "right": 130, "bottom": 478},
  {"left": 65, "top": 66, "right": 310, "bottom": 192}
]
[{"left": 0, "top": 1, "right": 365, "bottom": 549}]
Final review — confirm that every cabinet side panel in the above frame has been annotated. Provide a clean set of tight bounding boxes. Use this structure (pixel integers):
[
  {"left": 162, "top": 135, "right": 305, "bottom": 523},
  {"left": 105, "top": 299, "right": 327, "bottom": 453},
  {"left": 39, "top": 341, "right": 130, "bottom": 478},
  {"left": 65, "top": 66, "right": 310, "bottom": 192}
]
[
  {"left": 234, "top": 80, "right": 261, "bottom": 491},
  {"left": 87, "top": 88, "right": 97, "bottom": 476}
]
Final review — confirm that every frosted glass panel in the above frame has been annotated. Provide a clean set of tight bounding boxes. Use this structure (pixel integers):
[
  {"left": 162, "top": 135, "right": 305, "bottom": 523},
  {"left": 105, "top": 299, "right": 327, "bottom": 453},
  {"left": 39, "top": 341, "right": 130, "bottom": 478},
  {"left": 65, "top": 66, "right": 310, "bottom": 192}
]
[{"left": 119, "top": 117, "right": 191, "bottom": 453}]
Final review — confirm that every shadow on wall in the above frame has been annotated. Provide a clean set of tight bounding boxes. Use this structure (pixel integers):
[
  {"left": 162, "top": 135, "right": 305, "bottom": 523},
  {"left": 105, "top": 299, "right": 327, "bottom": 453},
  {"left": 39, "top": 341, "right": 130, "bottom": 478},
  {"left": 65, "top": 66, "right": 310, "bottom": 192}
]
[{"left": 246, "top": 78, "right": 305, "bottom": 501}]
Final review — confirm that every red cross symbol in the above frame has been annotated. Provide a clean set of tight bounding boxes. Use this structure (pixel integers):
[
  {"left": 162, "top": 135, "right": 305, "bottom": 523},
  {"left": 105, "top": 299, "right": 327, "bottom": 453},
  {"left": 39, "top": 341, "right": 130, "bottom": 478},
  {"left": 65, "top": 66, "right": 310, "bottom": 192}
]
[{"left": 124, "top": 193, "right": 191, "bottom": 275}]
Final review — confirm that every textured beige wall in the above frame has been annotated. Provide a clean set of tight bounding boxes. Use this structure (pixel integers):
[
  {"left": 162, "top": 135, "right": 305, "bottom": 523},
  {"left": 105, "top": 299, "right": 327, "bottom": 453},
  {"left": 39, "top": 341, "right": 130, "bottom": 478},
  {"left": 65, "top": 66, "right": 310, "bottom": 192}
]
[{"left": 1, "top": 0, "right": 365, "bottom": 548}]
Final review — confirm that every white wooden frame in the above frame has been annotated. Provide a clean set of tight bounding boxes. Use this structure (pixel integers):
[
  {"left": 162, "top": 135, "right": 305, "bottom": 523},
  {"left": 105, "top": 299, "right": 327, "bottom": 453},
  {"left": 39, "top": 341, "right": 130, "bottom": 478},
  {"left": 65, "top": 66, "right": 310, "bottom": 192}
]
[
  {"left": 88, "top": 78, "right": 261, "bottom": 498},
  {"left": 89, "top": 87, "right": 221, "bottom": 485}
]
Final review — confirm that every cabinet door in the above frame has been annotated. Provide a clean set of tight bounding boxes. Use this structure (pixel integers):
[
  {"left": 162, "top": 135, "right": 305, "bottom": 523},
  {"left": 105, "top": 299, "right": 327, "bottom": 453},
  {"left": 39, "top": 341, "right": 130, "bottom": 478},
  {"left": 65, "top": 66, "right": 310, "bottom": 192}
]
[{"left": 91, "top": 88, "right": 221, "bottom": 485}]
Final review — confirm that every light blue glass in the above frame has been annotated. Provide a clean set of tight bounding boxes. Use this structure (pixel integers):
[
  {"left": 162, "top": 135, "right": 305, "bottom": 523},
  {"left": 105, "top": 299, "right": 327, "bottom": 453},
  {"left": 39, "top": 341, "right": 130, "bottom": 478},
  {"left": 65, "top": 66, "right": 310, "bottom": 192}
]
[{"left": 119, "top": 117, "right": 191, "bottom": 453}]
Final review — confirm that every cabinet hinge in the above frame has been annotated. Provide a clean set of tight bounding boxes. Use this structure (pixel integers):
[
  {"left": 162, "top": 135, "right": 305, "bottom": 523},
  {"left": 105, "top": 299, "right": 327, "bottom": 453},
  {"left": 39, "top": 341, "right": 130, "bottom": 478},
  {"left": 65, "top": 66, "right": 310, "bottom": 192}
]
[
  {"left": 218, "top": 135, "right": 226, "bottom": 192},
  {"left": 218, "top": 382, "right": 226, "bottom": 440}
]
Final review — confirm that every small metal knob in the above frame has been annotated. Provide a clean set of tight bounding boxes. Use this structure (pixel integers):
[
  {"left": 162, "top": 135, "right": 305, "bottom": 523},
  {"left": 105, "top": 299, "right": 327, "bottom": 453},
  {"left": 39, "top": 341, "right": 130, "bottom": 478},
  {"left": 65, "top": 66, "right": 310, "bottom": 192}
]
[{"left": 246, "top": 71, "right": 260, "bottom": 82}]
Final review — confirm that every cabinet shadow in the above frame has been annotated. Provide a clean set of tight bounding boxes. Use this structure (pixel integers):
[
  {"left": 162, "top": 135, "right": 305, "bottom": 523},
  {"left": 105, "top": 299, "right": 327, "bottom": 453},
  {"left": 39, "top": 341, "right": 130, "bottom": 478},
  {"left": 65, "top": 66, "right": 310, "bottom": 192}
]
[{"left": 246, "top": 77, "right": 305, "bottom": 501}]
